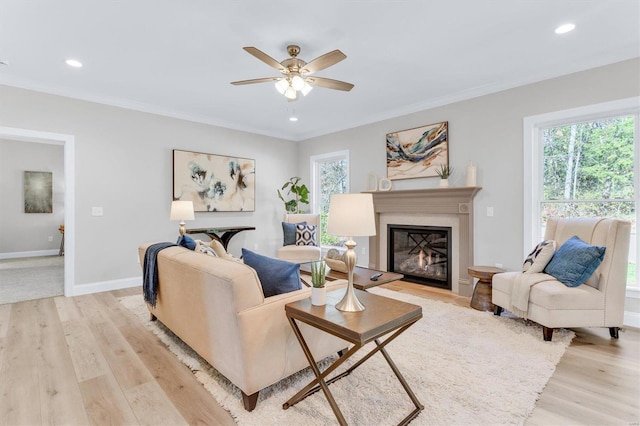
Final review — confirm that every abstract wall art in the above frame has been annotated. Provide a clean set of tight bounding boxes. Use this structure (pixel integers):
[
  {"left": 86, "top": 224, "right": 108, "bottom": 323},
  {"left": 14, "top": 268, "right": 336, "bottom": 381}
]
[
  {"left": 386, "top": 121, "right": 449, "bottom": 180},
  {"left": 173, "top": 149, "right": 256, "bottom": 212},
  {"left": 24, "top": 171, "right": 53, "bottom": 213}
]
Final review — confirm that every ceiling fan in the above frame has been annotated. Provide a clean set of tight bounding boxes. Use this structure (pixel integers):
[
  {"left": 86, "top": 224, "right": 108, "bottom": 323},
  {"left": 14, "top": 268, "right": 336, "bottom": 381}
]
[{"left": 231, "top": 45, "right": 354, "bottom": 101}]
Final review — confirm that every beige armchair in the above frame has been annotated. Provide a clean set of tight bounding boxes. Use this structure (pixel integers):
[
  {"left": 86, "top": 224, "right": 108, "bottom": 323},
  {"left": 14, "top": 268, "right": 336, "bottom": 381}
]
[
  {"left": 492, "top": 217, "right": 631, "bottom": 341},
  {"left": 277, "top": 213, "right": 322, "bottom": 263}
]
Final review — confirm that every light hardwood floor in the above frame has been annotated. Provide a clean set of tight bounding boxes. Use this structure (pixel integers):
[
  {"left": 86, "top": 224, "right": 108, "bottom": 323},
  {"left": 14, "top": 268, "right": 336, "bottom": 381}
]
[{"left": 0, "top": 282, "right": 637, "bottom": 425}]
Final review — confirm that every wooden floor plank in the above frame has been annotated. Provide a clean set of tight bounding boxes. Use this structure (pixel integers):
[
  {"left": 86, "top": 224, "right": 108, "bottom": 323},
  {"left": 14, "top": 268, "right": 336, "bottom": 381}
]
[
  {"left": 79, "top": 374, "right": 140, "bottom": 426},
  {"left": 120, "top": 321, "right": 236, "bottom": 426},
  {"left": 0, "top": 303, "right": 11, "bottom": 338},
  {"left": 0, "top": 301, "right": 42, "bottom": 425},
  {"left": 34, "top": 298, "right": 90, "bottom": 425},
  {"left": 62, "top": 319, "right": 112, "bottom": 382},
  {"left": 86, "top": 302, "right": 155, "bottom": 390},
  {"left": 54, "top": 294, "right": 83, "bottom": 322},
  {"left": 124, "top": 380, "right": 189, "bottom": 426}
]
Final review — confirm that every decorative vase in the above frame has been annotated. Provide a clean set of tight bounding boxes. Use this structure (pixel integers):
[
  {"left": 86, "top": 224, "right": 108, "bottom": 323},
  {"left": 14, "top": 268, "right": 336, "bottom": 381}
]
[
  {"left": 439, "top": 178, "right": 449, "bottom": 188},
  {"left": 311, "top": 287, "right": 326, "bottom": 306}
]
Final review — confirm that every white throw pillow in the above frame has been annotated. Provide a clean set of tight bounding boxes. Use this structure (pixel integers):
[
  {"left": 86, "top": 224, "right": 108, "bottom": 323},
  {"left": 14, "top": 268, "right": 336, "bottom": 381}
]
[
  {"left": 522, "top": 240, "right": 556, "bottom": 273},
  {"left": 195, "top": 240, "right": 217, "bottom": 257}
]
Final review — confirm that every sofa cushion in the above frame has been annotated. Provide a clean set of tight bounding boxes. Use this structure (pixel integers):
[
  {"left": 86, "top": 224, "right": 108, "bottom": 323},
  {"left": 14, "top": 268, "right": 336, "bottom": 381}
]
[
  {"left": 529, "top": 279, "right": 605, "bottom": 310},
  {"left": 544, "top": 236, "right": 606, "bottom": 287},
  {"left": 295, "top": 224, "right": 317, "bottom": 246},
  {"left": 282, "top": 221, "right": 306, "bottom": 246},
  {"left": 522, "top": 240, "right": 556, "bottom": 273},
  {"left": 177, "top": 234, "right": 197, "bottom": 250},
  {"left": 241, "top": 248, "right": 301, "bottom": 297}
]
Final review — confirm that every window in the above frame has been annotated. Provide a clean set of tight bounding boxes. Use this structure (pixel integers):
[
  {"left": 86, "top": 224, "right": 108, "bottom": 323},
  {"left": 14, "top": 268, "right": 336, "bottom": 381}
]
[
  {"left": 310, "top": 150, "right": 349, "bottom": 246},
  {"left": 524, "top": 98, "right": 639, "bottom": 289}
]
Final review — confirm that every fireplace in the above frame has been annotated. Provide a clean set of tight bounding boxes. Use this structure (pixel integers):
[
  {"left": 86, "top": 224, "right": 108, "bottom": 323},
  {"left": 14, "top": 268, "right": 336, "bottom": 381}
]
[
  {"left": 388, "top": 225, "right": 452, "bottom": 289},
  {"left": 369, "top": 187, "right": 481, "bottom": 296}
]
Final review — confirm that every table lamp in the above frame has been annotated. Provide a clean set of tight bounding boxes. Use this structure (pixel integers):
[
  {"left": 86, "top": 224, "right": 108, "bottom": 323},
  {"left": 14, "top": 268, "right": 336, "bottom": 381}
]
[
  {"left": 170, "top": 200, "right": 195, "bottom": 236},
  {"left": 327, "top": 193, "right": 376, "bottom": 312}
]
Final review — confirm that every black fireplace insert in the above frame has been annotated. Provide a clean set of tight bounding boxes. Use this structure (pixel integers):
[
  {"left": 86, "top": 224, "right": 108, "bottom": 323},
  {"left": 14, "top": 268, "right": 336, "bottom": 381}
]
[{"left": 387, "top": 224, "right": 452, "bottom": 289}]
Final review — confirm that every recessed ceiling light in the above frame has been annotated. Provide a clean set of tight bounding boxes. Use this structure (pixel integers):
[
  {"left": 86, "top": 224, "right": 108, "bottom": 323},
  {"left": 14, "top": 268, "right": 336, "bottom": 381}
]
[
  {"left": 554, "top": 23, "right": 575, "bottom": 34},
  {"left": 289, "top": 116, "right": 298, "bottom": 122},
  {"left": 65, "top": 59, "right": 83, "bottom": 68}
]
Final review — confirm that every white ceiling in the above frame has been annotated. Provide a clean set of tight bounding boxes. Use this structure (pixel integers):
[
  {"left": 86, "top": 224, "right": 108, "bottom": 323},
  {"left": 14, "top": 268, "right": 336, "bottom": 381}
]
[{"left": 1, "top": 1, "right": 638, "bottom": 141}]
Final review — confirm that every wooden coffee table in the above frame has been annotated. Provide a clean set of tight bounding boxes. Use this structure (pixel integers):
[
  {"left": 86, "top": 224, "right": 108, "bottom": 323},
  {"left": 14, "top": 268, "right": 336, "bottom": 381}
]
[
  {"left": 283, "top": 289, "right": 424, "bottom": 425},
  {"left": 299, "top": 264, "right": 404, "bottom": 290}
]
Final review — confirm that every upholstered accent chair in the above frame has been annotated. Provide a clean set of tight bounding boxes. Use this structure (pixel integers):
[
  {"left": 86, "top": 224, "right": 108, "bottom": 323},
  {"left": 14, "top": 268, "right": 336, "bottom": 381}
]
[
  {"left": 277, "top": 213, "right": 322, "bottom": 263},
  {"left": 492, "top": 217, "right": 631, "bottom": 341}
]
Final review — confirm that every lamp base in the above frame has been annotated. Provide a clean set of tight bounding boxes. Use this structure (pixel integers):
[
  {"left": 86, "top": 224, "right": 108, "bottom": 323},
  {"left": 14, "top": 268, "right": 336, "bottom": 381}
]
[
  {"left": 335, "top": 239, "right": 365, "bottom": 312},
  {"left": 179, "top": 221, "right": 186, "bottom": 236}
]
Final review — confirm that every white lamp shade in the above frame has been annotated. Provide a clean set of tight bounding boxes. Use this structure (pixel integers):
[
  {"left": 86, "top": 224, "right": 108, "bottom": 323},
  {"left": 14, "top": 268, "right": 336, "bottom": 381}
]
[
  {"left": 275, "top": 78, "right": 289, "bottom": 94},
  {"left": 291, "top": 74, "right": 305, "bottom": 91},
  {"left": 170, "top": 200, "right": 195, "bottom": 221},
  {"left": 326, "top": 193, "right": 376, "bottom": 237}
]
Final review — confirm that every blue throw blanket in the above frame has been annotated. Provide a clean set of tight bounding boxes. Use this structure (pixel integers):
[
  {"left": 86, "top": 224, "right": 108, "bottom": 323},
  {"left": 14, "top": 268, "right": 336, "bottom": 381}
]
[{"left": 143, "top": 242, "right": 177, "bottom": 308}]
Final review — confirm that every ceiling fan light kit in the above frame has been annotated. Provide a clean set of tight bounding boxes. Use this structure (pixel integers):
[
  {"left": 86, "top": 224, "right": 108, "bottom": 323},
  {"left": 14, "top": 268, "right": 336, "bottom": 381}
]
[{"left": 231, "top": 44, "right": 353, "bottom": 102}]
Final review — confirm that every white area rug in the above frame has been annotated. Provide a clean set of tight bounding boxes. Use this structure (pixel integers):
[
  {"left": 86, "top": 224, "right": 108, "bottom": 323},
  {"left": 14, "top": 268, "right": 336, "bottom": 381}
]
[{"left": 120, "top": 288, "right": 574, "bottom": 425}]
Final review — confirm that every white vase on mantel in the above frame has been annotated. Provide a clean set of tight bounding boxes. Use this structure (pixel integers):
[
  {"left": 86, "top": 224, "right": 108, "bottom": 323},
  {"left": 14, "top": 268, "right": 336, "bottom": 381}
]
[{"left": 439, "top": 178, "right": 449, "bottom": 188}]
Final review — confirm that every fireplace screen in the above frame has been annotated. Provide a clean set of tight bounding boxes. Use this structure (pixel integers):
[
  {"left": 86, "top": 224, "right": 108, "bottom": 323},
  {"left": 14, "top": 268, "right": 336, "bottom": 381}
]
[{"left": 388, "top": 225, "right": 452, "bottom": 289}]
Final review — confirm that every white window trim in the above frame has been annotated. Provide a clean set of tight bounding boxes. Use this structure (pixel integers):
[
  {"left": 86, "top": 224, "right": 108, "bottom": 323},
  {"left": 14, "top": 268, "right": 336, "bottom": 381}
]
[
  {"left": 523, "top": 97, "right": 640, "bottom": 295},
  {"left": 309, "top": 149, "right": 350, "bottom": 214}
]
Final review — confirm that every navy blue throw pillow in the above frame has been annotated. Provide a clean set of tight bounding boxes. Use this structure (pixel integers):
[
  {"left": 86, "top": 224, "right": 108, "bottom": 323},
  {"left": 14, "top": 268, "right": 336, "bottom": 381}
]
[
  {"left": 543, "top": 236, "right": 606, "bottom": 287},
  {"left": 242, "top": 248, "right": 301, "bottom": 297},
  {"left": 177, "top": 234, "right": 197, "bottom": 250},
  {"left": 282, "top": 221, "right": 306, "bottom": 246}
]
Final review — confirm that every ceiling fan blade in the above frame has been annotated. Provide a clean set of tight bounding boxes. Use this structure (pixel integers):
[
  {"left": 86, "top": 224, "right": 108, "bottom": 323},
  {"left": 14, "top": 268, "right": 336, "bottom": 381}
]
[
  {"left": 243, "top": 47, "right": 287, "bottom": 72},
  {"left": 301, "top": 50, "right": 346, "bottom": 74},
  {"left": 231, "top": 77, "right": 281, "bottom": 86},
  {"left": 306, "top": 76, "right": 354, "bottom": 91}
]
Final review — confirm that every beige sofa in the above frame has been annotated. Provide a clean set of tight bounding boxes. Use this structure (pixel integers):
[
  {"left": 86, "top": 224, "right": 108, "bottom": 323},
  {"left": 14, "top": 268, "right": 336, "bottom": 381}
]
[{"left": 138, "top": 243, "right": 347, "bottom": 410}]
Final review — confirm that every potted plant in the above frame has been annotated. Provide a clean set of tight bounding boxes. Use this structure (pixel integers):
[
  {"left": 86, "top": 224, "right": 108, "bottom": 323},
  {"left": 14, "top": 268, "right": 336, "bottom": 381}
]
[
  {"left": 435, "top": 164, "right": 454, "bottom": 188},
  {"left": 277, "top": 177, "right": 310, "bottom": 213},
  {"left": 310, "top": 260, "right": 327, "bottom": 306}
]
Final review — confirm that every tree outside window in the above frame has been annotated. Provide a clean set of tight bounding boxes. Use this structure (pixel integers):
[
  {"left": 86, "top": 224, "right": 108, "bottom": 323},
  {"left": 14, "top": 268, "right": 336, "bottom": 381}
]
[
  {"left": 541, "top": 115, "right": 636, "bottom": 285},
  {"left": 311, "top": 151, "right": 349, "bottom": 247}
]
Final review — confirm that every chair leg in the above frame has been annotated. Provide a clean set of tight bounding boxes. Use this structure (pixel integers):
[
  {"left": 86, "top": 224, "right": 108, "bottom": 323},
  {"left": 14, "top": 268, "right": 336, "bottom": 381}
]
[
  {"left": 609, "top": 327, "right": 620, "bottom": 339},
  {"left": 542, "top": 326, "right": 554, "bottom": 341},
  {"left": 242, "top": 391, "right": 259, "bottom": 411},
  {"left": 493, "top": 306, "right": 503, "bottom": 316}
]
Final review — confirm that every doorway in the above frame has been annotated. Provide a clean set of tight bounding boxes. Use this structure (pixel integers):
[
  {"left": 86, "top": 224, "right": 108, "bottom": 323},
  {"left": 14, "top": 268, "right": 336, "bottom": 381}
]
[{"left": 0, "top": 126, "right": 75, "bottom": 298}]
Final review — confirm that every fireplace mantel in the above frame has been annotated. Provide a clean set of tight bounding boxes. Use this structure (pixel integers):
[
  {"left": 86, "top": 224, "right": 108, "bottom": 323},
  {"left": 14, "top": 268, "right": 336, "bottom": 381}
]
[{"left": 368, "top": 187, "right": 482, "bottom": 296}]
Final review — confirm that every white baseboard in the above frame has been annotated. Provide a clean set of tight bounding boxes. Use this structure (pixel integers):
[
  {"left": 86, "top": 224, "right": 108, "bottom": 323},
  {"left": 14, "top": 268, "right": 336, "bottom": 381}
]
[
  {"left": 70, "top": 276, "right": 141, "bottom": 296},
  {"left": 0, "top": 249, "right": 59, "bottom": 259}
]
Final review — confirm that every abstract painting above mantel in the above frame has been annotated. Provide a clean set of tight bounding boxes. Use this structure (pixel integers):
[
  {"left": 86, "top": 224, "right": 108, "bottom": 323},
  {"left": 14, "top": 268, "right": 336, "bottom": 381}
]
[
  {"left": 173, "top": 149, "right": 255, "bottom": 212},
  {"left": 386, "top": 121, "right": 449, "bottom": 180}
]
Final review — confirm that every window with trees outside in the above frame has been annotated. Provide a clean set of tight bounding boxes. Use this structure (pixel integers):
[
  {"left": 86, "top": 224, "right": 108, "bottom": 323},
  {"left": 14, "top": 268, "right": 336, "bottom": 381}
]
[
  {"left": 310, "top": 150, "right": 349, "bottom": 247},
  {"left": 541, "top": 116, "right": 636, "bottom": 287},
  {"left": 525, "top": 99, "right": 639, "bottom": 291}
]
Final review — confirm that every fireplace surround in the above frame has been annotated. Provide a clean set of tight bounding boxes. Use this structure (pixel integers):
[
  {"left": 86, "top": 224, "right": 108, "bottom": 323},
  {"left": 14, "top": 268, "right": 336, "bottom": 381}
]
[{"left": 368, "top": 187, "right": 481, "bottom": 296}]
